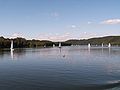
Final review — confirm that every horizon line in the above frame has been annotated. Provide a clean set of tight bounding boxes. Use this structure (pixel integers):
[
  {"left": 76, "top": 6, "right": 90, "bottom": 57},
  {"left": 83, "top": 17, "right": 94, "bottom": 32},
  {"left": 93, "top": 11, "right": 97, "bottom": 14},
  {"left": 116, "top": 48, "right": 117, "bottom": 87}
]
[{"left": 0, "top": 35, "right": 120, "bottom": 42}]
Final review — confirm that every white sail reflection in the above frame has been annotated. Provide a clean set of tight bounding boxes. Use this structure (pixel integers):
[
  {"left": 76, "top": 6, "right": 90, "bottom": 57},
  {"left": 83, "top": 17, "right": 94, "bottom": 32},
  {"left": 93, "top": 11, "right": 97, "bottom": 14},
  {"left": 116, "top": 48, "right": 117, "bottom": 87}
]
[
  {"left": 59, "top": 47, "right": 62, "bottom": 53},
  {"left": 109, "top": 47, "right": 111, "bottom": 55},
  {"left": 11, "top": 49, "right": 14, "bottom": 59},
  {"left": 58, "top": 47, "right": 66, "bottom": 58}
]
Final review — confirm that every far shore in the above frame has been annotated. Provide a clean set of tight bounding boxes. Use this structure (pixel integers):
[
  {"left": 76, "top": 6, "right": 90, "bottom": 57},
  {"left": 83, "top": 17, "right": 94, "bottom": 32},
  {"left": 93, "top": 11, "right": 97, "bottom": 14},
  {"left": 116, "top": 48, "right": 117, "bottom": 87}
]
[{"left": 0, "top": 36, "right": 120, "bottom": 49}]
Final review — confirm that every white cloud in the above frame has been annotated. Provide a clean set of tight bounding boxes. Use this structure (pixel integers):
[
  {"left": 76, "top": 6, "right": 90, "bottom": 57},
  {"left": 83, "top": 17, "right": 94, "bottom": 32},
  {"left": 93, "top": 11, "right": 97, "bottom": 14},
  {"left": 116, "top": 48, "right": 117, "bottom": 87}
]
[
  {"left": 37, "top": 33, "right": 72, "bottom": 41},
  {"left": 71, "top": 25, "right": 77, "bottom": 28},
  {"left": 51, "top": 12, "right": 59, "bottom": 17},
  {"left": 79, "top": 32, "right": 99, "bottom": 39},
  {"left": 87, "top": 21, "right": 92, "bottom": 24},
  {"left": 101, "top": 19, "right": 120, "bottom": 24},
  {"left": 11, "top": 33, "right": 24, "bottom": 38},
  {"left": 68, "top": 25, "right": 80, "bottom": 31}
]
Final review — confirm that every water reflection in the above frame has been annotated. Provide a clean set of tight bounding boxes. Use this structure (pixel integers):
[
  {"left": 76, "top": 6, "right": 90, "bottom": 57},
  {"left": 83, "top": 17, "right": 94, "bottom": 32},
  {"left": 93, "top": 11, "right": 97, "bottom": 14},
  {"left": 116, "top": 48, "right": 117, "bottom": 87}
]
[
  {"left": 0, "top": 46, "right": 120, "bottom": 60},
  {"left": 0, "top": 46, "right": 120, "bottom": 90},
  {"left": 11, "top": 50, "right": 14, "bottom": 59},
  {"left": 88, "top": 46, "right": 91, "bottom": 54},
  {"left": 12, "top": 49, "right": 27, "bottom": 60},
  {"left": 109, "top": 47, "right": 111, "bottom": 55},
  {"left": 102, "top": 47, "right": 103, "bottom": 54},
  {"left": 59, "top": 48, "right": 61, "bottom": 53},
  {"left": 0, "top": 49, "right": 27, "bottom": 60}
]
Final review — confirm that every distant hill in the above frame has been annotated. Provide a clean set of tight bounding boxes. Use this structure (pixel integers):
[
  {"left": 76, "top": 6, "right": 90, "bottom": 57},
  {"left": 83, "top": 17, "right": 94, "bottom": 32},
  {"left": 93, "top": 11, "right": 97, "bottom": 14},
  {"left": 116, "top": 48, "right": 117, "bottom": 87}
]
[
  {"left": 0, "top": 36, "right": 70, "bottom": 48},
  {"left": 65, "top": 36, "right": 120, "bottom": 45},
  {"left": 0, "top": 36, "right": 120, "bottom": 48}
]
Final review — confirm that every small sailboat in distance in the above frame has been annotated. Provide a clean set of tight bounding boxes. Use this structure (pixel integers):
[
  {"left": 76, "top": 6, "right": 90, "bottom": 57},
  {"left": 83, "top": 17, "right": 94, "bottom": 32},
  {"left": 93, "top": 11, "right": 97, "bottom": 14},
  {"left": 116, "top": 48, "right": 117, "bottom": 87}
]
[
  {"left": 102, "top": 43, "right": 104, "bottom": 47},
  {"left": 44, "top": 45, "right": 46, "bottom": 48},
  {"left": 88, "top": 43, "right": 91, "bottom": 48},
  {"left": 10, "top": 40, "right": 14, "bottom": 51},
  {"left": 53, "top": 44, "right": 55, "bottom": 48},
  {"left": 59, "top": 42, "right": 61, "bottom": 48},
  {"left": 108, "top": 43, "right": 111, "bottom": 48}
]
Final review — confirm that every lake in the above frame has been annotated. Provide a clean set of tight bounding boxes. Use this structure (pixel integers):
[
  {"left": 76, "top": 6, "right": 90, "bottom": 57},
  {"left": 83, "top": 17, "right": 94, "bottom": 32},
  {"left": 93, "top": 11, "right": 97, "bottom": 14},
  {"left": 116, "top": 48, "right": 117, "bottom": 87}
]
[{"left": 0, "top": 46, "right": 120, "bottom": 90}]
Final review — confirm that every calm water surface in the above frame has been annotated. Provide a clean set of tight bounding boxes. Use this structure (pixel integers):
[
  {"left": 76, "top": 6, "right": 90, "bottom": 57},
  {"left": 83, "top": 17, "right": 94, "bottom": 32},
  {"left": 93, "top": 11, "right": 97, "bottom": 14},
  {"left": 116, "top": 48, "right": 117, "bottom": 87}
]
[{"left": 0, "top": 46, "right": 120, "bottom": 90}]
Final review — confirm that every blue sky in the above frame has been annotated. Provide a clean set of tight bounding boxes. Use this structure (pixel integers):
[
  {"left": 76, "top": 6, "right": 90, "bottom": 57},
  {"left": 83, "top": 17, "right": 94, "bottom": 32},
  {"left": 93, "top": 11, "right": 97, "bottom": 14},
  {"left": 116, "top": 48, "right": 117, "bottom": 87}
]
[{"left": 0, "top": 0, "right": 120, "bottom": 41}]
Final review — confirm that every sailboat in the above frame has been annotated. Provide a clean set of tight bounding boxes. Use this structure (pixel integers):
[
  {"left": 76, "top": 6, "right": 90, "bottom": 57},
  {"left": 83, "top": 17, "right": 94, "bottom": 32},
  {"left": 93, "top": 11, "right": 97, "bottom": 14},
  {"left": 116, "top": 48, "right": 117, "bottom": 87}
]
[
  {"left": 108, "top": 43, "right": 111, "bottom": 48},
  {"left": 53, "top": 44, "right": 55, "bottom": 47},
  {"left": 88, "top": 43, "right": 91, "bottom": 48},
  {"left": 59, "top": 42, "right": 61, "bottom": 48},
  {"left": 102, "top": 43, "right": 104, "bottom": 47},
  {"left": 10, "top": 40, "right": 14, "bottom": 51},
  {"left": 44, "top": 45, "right": 46, "bottom": 48}
]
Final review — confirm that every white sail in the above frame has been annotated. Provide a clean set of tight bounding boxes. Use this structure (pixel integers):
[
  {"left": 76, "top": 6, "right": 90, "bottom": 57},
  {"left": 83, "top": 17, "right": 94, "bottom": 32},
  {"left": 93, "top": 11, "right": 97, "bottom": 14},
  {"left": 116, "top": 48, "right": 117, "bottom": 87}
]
[
  {"left": 102, "top": 43, "right": 104, "bottom": 47},
  {"left": 11, "top": 40, "right": 13, "bottom": 50},
  {"left": 88, "top": 43, "right": 91, "bottom": 48},
  {"left": 59, "top": 42, "right": 61, "bottom": 48},
  {"left": 53, "top": 44, "right": 55, "bottom": 47},
  {"left": 108, "top": 43, "right": 111, "bottom": 48},
  {"left": 11, "top": 49, "right": 14, "bottom": 59},
  {"left": 44, "top": 45, "right": 46, "bottom": 48}
]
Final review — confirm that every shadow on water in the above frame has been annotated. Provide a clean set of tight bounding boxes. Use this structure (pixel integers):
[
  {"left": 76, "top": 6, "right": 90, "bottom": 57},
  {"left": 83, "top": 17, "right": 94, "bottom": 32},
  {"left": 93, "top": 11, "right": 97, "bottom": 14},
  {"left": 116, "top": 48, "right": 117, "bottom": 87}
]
[
  {"left": 88, "top": 81, "right": 120, "bottom": 90},
  {"left": 62, "top": 81, "right": 120, "bottom": 90}
]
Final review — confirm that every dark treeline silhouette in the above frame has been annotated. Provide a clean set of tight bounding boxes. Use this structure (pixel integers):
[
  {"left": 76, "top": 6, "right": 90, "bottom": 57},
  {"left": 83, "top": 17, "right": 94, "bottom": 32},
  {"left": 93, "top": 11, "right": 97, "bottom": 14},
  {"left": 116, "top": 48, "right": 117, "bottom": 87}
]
[
  {"left": 66, "top": 36, "right": 120, "bottom": 46},
  {"left": 0, "top": 36, "right": 71, "bottom": 48},
  {"left": 1, "top": 36, "right": 120, "bottom": 48}
]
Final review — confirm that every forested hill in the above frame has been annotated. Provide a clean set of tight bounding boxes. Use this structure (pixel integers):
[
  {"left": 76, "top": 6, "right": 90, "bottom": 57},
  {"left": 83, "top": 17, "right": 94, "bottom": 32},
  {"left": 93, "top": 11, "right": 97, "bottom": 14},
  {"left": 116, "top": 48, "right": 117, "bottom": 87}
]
[
  {"left": 0, "top": 36, "right": 70, "bottom": 48},
  {"left": 65, "top": 36, "right": 120, "bottom": 45},
  {"left": 0, "top": 36, "right": 120, "bottom": 48}
]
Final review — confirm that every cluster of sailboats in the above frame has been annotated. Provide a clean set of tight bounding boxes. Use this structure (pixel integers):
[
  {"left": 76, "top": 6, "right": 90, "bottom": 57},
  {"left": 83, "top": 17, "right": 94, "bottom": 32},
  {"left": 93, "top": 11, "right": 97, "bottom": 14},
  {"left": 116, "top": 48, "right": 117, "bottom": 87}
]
[
  {"left": 10, "top": 41, "right": 62, "bottom": 51},
  {"left": 10, "top": 40, "right": 112, "bottom": 51},
  {"left": 10, "top": 41, "right": 112, "bottom": 59},
  {"left": 52, "top": 42, "right": 62, "bottom": 48},
  {"left": 87, "top": 43, "right": 111, "bottom": 48}
]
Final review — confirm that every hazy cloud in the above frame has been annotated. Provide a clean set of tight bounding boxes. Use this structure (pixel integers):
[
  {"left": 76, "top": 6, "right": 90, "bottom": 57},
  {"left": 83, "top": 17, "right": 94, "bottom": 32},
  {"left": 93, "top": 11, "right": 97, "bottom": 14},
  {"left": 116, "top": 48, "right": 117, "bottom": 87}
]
[
  {"left": 87, "top": 21, "right": 92, "bottom": 24},
  {"left": 37, "top": 33, "right": 72, "bottom": 41},
  {"left": 51, "top": 12, "right": 59, "bottom": 17},
  {"left": 68, "top": 25, "right": 80, "bottom": 31},
  {"left": 101, "top": 19, "right": 120, "bottom": 24},
  {"left": 11, "top": 33, "right": 24, "bottom": 38},
  {"left": 71, "top": 25, "right": 77, "bottom": 28}
]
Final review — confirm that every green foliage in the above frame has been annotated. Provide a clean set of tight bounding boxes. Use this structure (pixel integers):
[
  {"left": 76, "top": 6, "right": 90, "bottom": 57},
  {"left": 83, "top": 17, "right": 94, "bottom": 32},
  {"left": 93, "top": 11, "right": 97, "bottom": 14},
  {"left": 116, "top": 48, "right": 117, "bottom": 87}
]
[
  {"left": 14, "top": 37, "right": 27, "bottom": 48},
  {"left": 1, "top": 36, "right": 120, "bottom": 48},
  {"left": 0, "top": 37, "right": 71, "bottom": 48},
  {"left": 0, "top": 37, "right": 11, "bottom": 48},
  {"left": 66, "top": 36, "right": 120, "bottom": 45}
]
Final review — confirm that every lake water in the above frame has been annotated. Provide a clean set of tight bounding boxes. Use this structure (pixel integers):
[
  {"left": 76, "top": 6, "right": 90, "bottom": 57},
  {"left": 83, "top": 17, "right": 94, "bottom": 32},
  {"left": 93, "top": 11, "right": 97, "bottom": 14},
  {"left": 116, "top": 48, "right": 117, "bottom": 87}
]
[{"left": 0, "top": 46, "right": 120, "bottom": 90}]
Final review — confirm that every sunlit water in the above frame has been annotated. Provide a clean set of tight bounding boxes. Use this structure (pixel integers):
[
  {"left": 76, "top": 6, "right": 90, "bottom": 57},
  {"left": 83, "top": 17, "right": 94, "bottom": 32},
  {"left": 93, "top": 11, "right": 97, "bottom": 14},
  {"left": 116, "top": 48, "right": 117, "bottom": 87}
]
[{"left": 0, "top": 46, "right": 120, "bottom": 90}]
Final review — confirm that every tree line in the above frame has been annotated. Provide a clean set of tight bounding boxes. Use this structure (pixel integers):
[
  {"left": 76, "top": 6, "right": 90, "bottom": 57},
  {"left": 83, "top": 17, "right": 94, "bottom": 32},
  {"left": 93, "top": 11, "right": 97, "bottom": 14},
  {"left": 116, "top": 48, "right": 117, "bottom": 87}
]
[
  {"left": 0, "top": 36, "right": 71, "bottom": 48},
  {"left": 66, "top": 36, "right": 120, "bottom": 46},
  {"left": 1, "top": 36, "right": 120, "bottom": 48}
]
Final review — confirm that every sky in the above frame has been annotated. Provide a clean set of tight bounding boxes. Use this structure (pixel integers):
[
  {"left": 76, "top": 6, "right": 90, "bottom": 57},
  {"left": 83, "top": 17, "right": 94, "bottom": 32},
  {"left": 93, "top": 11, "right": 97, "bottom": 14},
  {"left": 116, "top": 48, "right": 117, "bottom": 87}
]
[{"left": 0, "top": 0, "right": 120, "bottom": 41}]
